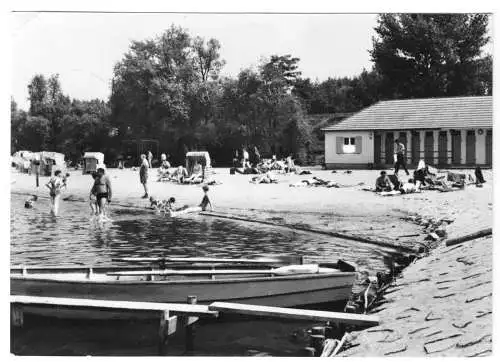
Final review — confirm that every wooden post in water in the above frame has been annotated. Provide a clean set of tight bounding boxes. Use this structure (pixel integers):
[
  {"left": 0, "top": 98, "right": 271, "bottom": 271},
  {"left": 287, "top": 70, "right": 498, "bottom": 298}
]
[
  {"left": 185, "top": 295, "right": 198, "bottom": 354},
  {"left": 324, "top": 322, "right": 333, "bottom": 338},
  {"left": 158, "top": 310, "right": 177, "bottom": 355},
  {"left": 313, "top": 325, "right": 326, "bottom": 356},
  {"left": 310, "top": 334, "right": 325, "bottom": 357},
  {"left": 11, "top": 304, "right": 24, "bottom": 328}
]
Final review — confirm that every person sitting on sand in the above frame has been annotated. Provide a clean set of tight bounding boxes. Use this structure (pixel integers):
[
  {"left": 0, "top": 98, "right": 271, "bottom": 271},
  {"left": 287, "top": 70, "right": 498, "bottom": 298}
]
[
  {"left": 183, "top": 162, "right": 204, "bottom": 184},
  {"left": 413, "top": 160, "right": 427, "bottom": 188},
  {"left": 157, "top": 154, "right": 172, "bottom": 181},
  {"left": 173, "top": 165, "right": 189, "bottom": 183},
  {"left": 24, "top": 195, "right": 38, "bottom": 209},
  {"left": 375, "top": 171, "right": 393, "bottom": 192}
]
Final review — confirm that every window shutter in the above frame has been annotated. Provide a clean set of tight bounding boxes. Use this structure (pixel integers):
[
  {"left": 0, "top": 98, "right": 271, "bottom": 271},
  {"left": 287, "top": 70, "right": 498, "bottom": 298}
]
[
  {"left": 355, "top": 136, "right": 362, "bottom": 154},
  {"left": 336, "top": 137, "right": 343, "bottom": 154}
]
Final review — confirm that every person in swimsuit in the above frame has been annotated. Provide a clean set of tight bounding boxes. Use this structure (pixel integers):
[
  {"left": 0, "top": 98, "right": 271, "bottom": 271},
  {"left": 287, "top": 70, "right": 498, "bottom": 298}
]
[
  {"left": 199, "top": 185, "right": 212, "bottom": 211},
  {"left": 139, "top": 154, "right": 149, "bottom": 198},
  {"left": 91, "top": 168, "right": 112, "bottom": 217},
  {"left": 89, "top": 172, "right": 99, "bottom": 215},
  {"left": 24, "top": 195, "right": 38, "bottom": 209},
  {"left": 45, "top": 170, "right": 66, "bottom": 216}
]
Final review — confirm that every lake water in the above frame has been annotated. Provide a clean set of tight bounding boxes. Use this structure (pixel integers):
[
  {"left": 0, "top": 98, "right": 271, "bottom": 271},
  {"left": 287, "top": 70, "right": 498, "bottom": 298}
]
[
  {"left": 11, "top": 195, "right": 400, "bottom": 356},
  {"left": 11, "top": 196, "right": 397, "bottom": 274}
]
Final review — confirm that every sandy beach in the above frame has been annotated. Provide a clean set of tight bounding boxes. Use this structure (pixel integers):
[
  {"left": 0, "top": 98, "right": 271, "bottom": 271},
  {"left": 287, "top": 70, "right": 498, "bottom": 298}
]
[{"left": 10, "top": 166, "right": 493, "bottom": 356}]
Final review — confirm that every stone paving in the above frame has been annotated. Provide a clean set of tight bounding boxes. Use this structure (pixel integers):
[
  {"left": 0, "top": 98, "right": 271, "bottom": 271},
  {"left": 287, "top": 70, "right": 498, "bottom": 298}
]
[{"left": 339, "top": 235, "right": 492, "bottom": 357}]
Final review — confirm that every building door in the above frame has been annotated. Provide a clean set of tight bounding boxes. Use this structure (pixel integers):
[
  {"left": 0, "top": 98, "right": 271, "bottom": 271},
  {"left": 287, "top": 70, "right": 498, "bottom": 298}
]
[
  {"left": 411, "top": 131, "right": 420, "bottom": 165},
  {"left": 438, "top": 131, "right": 448, "bottom": 166},
  {"left": 485, "top": 130, "right": 492, "bottom": 165},
  {"left": 466, "top": 130, "right": 476, "bottom": 165},
  {"left": 424, "top": 131, "right": 434, "bottom": 165},
  {"left": 385, "top": 132, "right": 394, "bottom": 164},
  {"left": 374, "top": 133, "right": 381, "bottom": 165},
  {"left": 451, "top": 130, "right": 461, "bottom": 165}
]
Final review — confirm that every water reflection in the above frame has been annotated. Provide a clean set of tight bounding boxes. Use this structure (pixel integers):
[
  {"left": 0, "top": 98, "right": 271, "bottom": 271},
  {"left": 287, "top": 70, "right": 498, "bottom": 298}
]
[{"left": 11, "top": 197, "right": 396, "bottom": 274}]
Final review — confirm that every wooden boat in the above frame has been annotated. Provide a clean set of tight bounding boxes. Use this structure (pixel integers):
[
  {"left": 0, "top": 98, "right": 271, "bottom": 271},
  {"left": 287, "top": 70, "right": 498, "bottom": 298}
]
[{"left": 11, "top": 259, "right": 356, "bottom": 319}]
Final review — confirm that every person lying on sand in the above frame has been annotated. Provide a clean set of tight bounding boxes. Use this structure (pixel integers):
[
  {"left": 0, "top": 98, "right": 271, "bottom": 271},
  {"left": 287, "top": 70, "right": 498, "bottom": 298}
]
[
  {"left": 375, "top": 171, "right": 393, "bottom": 192},
  {"left": 399, "top": 179, "right": 420, "bottom": 194},
  {"left": 24, "top": 195, "right": 38, "bottom": 209},
  {"left": 250, "top": 172, "right": 278, "bottom": 184}
]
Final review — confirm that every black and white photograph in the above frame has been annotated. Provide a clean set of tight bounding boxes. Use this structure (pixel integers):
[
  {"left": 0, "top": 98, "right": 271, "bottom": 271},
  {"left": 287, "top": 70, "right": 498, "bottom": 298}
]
[{"left": 7, "top": 2, "right": 495, "bottom": 358}]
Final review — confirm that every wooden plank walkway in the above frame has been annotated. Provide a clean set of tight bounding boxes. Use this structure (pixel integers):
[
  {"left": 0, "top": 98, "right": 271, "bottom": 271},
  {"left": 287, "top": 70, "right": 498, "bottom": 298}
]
[
  {"left": 209, "top": 302, "right": 379, "bottom": 326},
  {"left": 10, "top": 295, "right": 217, "bottom": 316}
]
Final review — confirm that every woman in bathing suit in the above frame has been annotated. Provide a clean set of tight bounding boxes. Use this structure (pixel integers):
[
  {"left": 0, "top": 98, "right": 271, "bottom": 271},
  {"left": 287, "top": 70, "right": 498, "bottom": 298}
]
[{"left": 45, "top": 170, "right": 65, "bottom": 216}]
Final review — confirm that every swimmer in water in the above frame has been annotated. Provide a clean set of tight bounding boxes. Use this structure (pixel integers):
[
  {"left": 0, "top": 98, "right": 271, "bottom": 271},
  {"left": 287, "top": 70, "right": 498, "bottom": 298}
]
[{"left": 24, "top": 195, "right": 38, "bottom": 209}]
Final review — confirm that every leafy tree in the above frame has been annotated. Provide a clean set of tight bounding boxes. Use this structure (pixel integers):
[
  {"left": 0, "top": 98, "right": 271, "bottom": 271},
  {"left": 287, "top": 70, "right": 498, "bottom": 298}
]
[
  {"left": 192, "top": 37, "right": 226, "bottom": 82},
  {"left": 371, "top": 14, "right": 492, "bottom": 98}
]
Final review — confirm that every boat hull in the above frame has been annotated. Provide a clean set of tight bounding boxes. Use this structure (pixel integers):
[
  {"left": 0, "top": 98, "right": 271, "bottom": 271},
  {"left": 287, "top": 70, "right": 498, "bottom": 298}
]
[{"left": 11, "top": 270, "right": 355, "bottom": 320}]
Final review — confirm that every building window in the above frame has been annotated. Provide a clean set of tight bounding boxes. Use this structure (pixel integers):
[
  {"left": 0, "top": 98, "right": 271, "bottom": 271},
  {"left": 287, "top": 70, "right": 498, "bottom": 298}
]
[
  {"left": 336, "top": 135, "right": 362, "bottom": 154},
  {"left": 343, "top": 137, "right": 356, "bottom": 153}
]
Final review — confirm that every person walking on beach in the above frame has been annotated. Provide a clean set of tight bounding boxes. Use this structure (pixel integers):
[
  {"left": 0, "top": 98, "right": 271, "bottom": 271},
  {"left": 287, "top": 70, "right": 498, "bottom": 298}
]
[
  {"left": 147, "top": 150, "right": 153, "bottom": 168},
  {"left": 91, "top": 168, "right": 112, "bottom": 217},
  {"left": 242, "top": 147, "right": 249, "bottom": 168},
  {"left": 45, "top": 170, "right": 66, "bottom": 216},
  {"left": 394, "top": 139, "right": 410, "bottom": 176},
  {"left": 253, "top": 146, "right": 261, "bottom": 167},
  {"left": 140, "top": 154, "right": 149, "bottom": 199}
]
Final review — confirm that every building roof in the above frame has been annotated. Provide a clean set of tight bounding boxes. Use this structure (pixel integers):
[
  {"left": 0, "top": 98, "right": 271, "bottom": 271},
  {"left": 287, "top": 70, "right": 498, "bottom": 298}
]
[{"left": 322, "top": 96, "right": 492, "bottom": 131}]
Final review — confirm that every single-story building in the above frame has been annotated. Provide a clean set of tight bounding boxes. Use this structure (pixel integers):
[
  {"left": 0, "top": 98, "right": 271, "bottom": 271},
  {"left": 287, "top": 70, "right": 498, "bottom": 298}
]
[{"left": 322, "top": 96, "right": 492, "bottom": 169}]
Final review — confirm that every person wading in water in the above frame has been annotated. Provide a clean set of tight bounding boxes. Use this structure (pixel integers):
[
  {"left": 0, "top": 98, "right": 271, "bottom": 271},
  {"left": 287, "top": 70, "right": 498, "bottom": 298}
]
[
  {"left": 45, "top": 170, "right": 66, "bottom": 216},
  {"left": 139, "top": 154, "right": 149, "bottom": 198},
  {"left": 91, "top": 168, "right": 112, "bottom": 218}
]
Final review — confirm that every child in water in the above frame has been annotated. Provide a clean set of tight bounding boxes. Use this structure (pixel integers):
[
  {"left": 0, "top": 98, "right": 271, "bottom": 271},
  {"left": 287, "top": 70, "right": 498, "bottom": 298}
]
[
  {"left": 24, "top": 195, "right": 38, "bottom": 209},
  {"left": 89, "top": 172, "right": 99, "bottom": 216},
  {"left": 199, "top": 185, "right": 212, "bottom": 211}
]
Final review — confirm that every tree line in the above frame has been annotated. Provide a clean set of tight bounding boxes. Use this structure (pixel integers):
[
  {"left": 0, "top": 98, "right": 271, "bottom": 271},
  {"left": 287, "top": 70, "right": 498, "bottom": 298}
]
[{"left": 11, "top": 14, "right": 492, "bottom": 166}]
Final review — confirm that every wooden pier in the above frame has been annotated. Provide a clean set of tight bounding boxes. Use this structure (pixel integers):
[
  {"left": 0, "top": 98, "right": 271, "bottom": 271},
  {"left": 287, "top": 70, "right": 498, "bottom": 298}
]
[{"left": 11, "top": 295, "right": 379, "bottom": 356}]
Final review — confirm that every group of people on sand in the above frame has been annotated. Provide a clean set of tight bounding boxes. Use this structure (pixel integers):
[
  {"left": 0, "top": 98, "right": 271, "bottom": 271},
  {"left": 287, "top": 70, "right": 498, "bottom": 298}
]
[
  {"left": 374, "top": 139, "right": 487, "bottom": 194},
  {"left": 231, "top": 145, "right": 300, "bottom": 176},
  {"left": 156, "top": 153, "right": 208, "bottom": 185}
]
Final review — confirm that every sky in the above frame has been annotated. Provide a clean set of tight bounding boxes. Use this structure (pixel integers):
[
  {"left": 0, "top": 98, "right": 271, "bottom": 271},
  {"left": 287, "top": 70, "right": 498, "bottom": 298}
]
[
  {"left": 11, "top": 13, "right": 380, "bottom": 110},
  {"left": 11, "top": 12, "right": 494, "bottom": 111}
]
